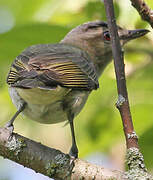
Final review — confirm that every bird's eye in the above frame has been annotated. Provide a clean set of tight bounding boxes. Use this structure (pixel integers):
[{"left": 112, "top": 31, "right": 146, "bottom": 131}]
[{"left": 103, "top": 31, "right": 111, "bottom": 41}]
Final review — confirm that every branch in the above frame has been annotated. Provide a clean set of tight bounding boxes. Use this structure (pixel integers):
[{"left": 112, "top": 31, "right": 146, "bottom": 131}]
[
  {"left": 103, "top": 0, "right": 139, "bottom": 150},
  {"left": 0, "top": 127, "right": 126, "bottom": 180},
  {"left": 130, "top": 0, "right": 153, "bottom": 28},
  {"left": 103, "top": 0, "right": 153, "bottom": 179}
]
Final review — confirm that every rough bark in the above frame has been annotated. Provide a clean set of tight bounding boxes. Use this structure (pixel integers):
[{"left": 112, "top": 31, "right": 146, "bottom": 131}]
[
  {"left": 0, "top": 127, "right": 126, "bottom": 180},
  {"left": 130, "top": 0, "right": 153, "bottom": 28}
]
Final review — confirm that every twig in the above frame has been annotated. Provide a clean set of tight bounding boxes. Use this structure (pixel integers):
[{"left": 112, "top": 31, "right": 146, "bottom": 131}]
[
  {"left": 130, "top": 0, "right": 153, "bottom": 28},
  {"left": 103, "top": 1, "right": 153, "bottom": 179},
  {"left": 0, "top": 127, "right": 126, "bottom": 180},
  {"left": 103, "top": 0, "right": 139, "bottom": 150}
]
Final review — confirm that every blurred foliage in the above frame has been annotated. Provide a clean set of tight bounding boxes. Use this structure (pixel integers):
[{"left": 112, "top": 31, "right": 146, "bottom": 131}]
[{"left": 0, "top": 0, "right": 153, "bottom": 173}]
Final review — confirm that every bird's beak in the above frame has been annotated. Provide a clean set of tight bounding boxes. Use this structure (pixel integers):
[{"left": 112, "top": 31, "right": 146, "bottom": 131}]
[{"left": 120, "top": 29, "right": 150, "bottom": 42}]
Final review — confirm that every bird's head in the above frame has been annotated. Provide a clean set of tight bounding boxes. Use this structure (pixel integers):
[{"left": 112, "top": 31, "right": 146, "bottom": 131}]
[{"left": 61, "top": 21, "right": 149, "bottom": 76}]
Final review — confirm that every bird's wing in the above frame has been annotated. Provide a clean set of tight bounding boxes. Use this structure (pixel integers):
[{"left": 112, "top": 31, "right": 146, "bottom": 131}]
[{"left": 7, "top": 44, "right": 99, "bottom": 90}]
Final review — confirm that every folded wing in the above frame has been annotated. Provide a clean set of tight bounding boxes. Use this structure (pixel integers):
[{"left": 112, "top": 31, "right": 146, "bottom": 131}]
[{"left": 7, "top": 44, "right": 99, "bottom": 91}]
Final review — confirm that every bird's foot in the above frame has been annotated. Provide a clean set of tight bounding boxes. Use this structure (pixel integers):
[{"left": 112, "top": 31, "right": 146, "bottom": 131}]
[
  {"left": 69, "top": 144, "right": 78, "bottom": 159},
  {"left": 4, "top": 121, "right": 14, "bottom": 141}
]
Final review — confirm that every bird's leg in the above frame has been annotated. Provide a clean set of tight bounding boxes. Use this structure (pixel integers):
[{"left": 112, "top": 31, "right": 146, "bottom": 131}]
[
  {"left": 68, "top": 114, "right": 78, "bottom": 158},
  {"left": 5, "top": 102, "right": 26, "bottom": 134}
]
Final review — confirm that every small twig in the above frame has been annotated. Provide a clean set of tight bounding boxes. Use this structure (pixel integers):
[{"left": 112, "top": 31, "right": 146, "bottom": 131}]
[
  {"left": 0, "top": 127, "right": 126, "bottom": 180},
  {"left": 102, "top": 1, "right": 153, "bottom": 179},
  {"left": 103, "top": 1, "right": 153, "bottom": 179},
  {"left": 130, "top": 0, "right": 153, "bottom": 28},
  {"left": 103, "top": 0, "right": 139, "bottom": 150}
]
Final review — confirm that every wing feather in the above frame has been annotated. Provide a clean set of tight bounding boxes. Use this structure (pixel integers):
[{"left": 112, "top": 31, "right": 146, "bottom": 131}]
[{"left": 7, "top": 44, "right": 99, "bottom": 90}]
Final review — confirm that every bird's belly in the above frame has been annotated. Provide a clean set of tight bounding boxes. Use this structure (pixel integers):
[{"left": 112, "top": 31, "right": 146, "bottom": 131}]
[
  {"left": 16, "top": 86, "right": 69, "bottom": 105},
  {"left": 24, "top": 101, "right": 67, "bottom": 124},
  {"left": 9, "top": 87, "right": 69, "bottom": 124},
  {"left": 9, "top": 87, "right": 90, "bottom": 124}
]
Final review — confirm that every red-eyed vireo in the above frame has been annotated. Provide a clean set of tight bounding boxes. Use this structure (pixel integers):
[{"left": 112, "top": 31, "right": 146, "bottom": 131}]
[{"left": 6, "top": 21, "right": 149, "bottom": 158}]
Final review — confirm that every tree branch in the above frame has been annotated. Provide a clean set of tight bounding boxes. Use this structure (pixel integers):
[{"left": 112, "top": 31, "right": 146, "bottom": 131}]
[
  {"left": 103, "top": 0, "right": 153, "bottom": 179},
  {"left": 0, "top": 127, "right": 126, "bottom": 180},
  {"left": 130, "top": 0, "right": 153, "bottom": 28},
  {"left": 103, "top": 0, "right": 139, "bottom": 150}
]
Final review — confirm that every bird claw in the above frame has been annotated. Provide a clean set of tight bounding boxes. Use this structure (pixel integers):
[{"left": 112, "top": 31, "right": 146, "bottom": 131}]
[
  {"left": 69, "top": 155, "right": 76, "bottom": 166},
  {"left": 69, "top": 147, "right": 78, "bottom": 159},
  {"left": 4, "top": 123, "right": 14, "bottom": 141}
]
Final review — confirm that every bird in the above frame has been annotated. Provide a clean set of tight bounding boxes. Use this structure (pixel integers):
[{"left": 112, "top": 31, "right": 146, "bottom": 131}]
[{"left": 6, "top": 21, "right": 149, "bottom": 158}]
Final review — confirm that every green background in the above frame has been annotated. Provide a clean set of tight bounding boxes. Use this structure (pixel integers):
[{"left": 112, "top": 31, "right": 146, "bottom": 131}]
[{"left": 0, "top": 0, "right": 153, "bottom": 178}]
